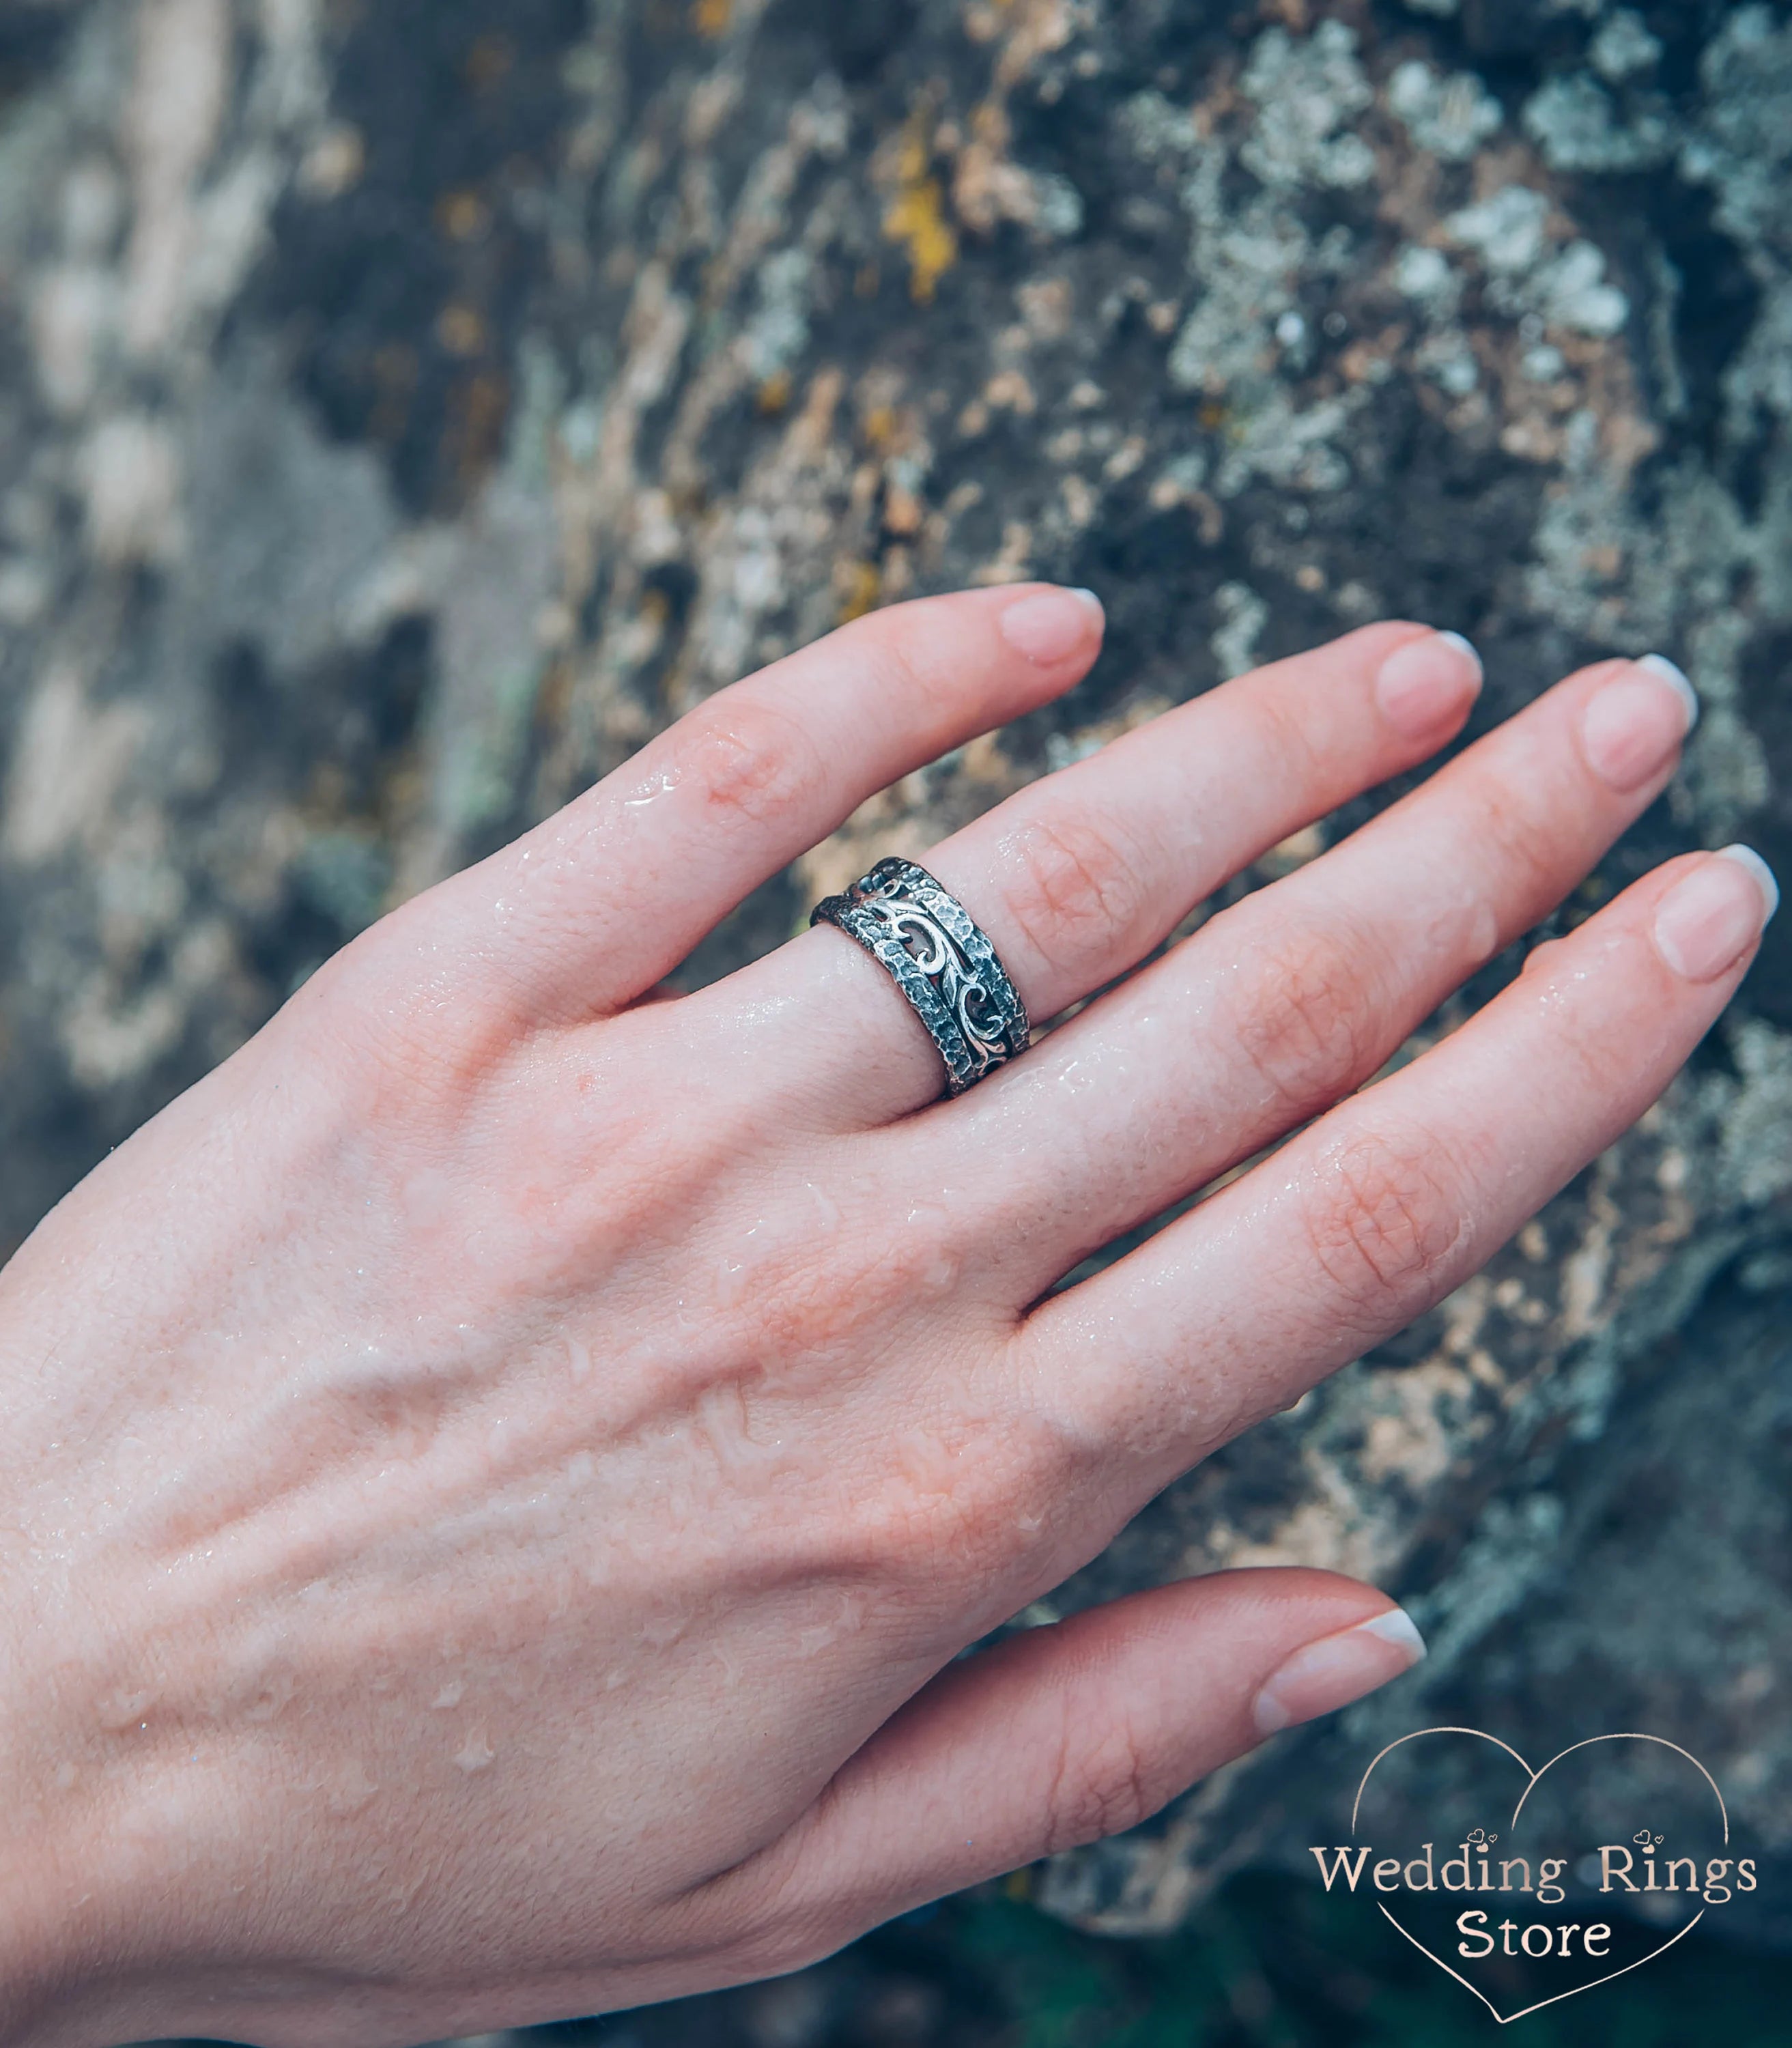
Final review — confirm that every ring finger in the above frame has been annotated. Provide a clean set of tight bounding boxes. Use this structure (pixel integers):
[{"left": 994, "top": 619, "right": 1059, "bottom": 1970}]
[{"left": 917, "top": 649, "right": 1700, "bottom": 1303}]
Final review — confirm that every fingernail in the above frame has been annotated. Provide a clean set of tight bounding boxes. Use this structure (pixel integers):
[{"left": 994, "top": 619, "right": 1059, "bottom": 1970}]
[
  {"left": 1252, "top": 1607, "right": 1427, "bottom": 1737},
  {"left": 1653, "top": 846, "right": 1779, "bottom": 982},
  {"left": 1638, "top": 653, "right": 1701, "bottom": 728},
  {"left": 999, "top": 586, "right": 1105, "bottom": 666},
  {"left": 1374, "top": 631, "right": 1483, "bottom": 740},
  {"left": 1582, "top": 657, "right": 1698, "bottom": 791}
]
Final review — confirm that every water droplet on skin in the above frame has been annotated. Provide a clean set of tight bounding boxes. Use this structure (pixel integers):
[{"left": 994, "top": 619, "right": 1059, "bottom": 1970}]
[
  {"left": 326, "top": 1761, "right": 381, "bottom": 1814},
  {"left": 96, "top": 1688, "right": 156, "bottom": 1732},
  {"left": 640, "top": 1609, "right": 687, "bottom": 1648},
  {"left": 623, "top": 767, "right": 682, "bottom": 808},
  {"left": 796, "top": 1592, "right": 866, "bottom": 1658},
  {"left": 696, "top": 1380, "right": 793, "bottom": 1478},
  {"left": 454, "top": 1731, "right": 496, "bottom": 1773}
]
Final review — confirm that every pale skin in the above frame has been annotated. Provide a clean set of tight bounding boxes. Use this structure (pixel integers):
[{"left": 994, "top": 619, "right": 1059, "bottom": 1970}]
[{"left": 0, "top": 585, "right": 1773, "bottom": 2048}]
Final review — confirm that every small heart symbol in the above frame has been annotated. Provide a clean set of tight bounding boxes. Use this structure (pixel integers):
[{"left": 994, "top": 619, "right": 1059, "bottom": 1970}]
[{"left": 1344, "top": 1729, "right": 1731, "bottom": 2025}]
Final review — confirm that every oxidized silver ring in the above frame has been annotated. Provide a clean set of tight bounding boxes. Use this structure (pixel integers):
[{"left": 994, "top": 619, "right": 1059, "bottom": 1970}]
[{"left": 811, "top": 857, "right": 1031, "bottom": 1096}]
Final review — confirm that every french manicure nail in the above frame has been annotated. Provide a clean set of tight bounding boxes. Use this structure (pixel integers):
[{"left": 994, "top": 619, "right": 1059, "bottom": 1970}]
[
  {"left": 1637, "top": 653, "right": 1701, "bottom": 729},
  {"left": 1653, "top": 846, "right": 1779, "bottom": 982},
  {"left": 1252, "top": 1607, "right": 1427, "bottom": 1738},
  {"left": 999, "top": 586, "right": 1105, "bottom": 666},
  {"left": 1582, "top": 657, "right": 1698, "bottom": 791},
  {"left": 1374, "top": 631, "right": 1484, "bottom": 740}
]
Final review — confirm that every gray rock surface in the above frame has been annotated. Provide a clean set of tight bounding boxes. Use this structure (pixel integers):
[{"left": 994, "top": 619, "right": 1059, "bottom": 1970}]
[{"left": 3, "top": 0, "right": 1792, "bottom": 1946}]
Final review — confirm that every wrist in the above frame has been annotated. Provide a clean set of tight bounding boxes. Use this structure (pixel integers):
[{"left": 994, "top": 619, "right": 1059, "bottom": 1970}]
[
  {"left": 0, "top": 1691, "right": 95, "bottom": 2045},
  {"left": 0, "top": 1676, "right": 208, "bottom": 2048},
  {"left": 0, "top": 1471, "right": 180, "bottom": 2047}
]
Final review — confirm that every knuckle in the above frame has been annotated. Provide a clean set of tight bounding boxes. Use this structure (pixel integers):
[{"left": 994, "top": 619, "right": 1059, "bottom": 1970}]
[
  {"left": 751, "top": 1204, "right": 958, "bottom": 1360},
  {"left": 1304, "top": 1125, "right": 1466, "bottom": 1320},
  {"left": 674, "top": 692, "right": 827, "bottom": 832},
  {"left": 1475, "top": 793, "right": 1560, "bottom": 905},
  {"left": 999, "top": 810, "right": 1152, "bottom": 978},
  {"left": 1227, "top": 921, "right": 1383, "bottom": 1120},
  {"left": 1253, "top": 672, "right": 1334, "bottom": 781},
  {"left": 1045, "top": 1703, "right": 1157, "bottom": 1852},
  {"left": 851, "top": 1432, "right": 1024, "bottom": 1596},
  {"left": 851, "top": 604, "right": 962, "bottom": 722}
]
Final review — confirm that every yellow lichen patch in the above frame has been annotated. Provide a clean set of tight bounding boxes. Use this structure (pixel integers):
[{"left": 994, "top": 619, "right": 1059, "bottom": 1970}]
[
  {"left": 1226, "top": 1494, "right": 1389, "bottom": 1583},
  {"left": 883, "top": 133, "right": 958, "bottom": 303},
  {"left": 989, "top": 0, "right": 1077, "bottom": 96},
  {"left": 971, "top": 519, "right": 1034, "bottom": 586},
  {"left": 451, "top": 371, "right": 509, "bottom": 492},
  {"left": 836, "top": 559, "right": 882, "bottom": 623},
  {"left": 862, "top": 403, "right": 898, "bottom": 451},
  {"left": 884, "top": 485, "right": 924, "bottom": 535},
  {"left": 464, "top": 35, "right": 513, "bottom": 89},
  {"left": 1359, "top": 1360, "right": 1475, "bottom": 1490},
  {"left": 436, "top": 304, "right": 487, "bottom": 357},
  {"left": 797, "top": 795, "right": 933, "bottom": 909},
  {"left": 692, "top": 0, "right": 731, "bottom": 35},
  {"left": 436, "top": 189, "right": 491, "bottom": 242},
  {"left": 298, "top": 123, "right": 365, "bottom": 200},
  {"left": 954, "top": 729, "right": 1024, "bottom": 792}
]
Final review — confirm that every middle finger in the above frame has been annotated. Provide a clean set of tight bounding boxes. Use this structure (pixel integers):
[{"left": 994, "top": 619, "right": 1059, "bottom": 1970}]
[
  {"left": 911, "top": 650, "right": 1698, "bottom": 1304},
  {"left": 710, "top": 620, "right": 1483, "bottom": 1130}
]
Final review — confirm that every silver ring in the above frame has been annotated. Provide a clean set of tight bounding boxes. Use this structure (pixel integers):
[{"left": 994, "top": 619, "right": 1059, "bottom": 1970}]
[{"left": 811, "top": 857, "right": 1031, "bottom": 1096}]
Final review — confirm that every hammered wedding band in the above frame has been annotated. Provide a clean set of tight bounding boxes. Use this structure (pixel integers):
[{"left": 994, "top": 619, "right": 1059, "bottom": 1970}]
[{"left": 811, "top": 857, "right": 1032, "bottom": 1096}]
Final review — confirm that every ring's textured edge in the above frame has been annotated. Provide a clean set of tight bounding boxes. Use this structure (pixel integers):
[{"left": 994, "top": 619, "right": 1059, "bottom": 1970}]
[
  {"left": 810, "top": 857, "right": 1031, "bottom": 1097},
  {"left": 827, "top": 898, "right": 980, "bottom": 1092}
]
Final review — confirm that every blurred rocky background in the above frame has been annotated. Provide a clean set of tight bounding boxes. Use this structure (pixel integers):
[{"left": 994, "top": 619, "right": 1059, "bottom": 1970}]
[{"left": 4, "top": 0, "right": 1792, "bottom": 2036}]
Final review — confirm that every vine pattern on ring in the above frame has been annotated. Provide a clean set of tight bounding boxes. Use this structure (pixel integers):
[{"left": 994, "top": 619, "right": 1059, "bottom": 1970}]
[{"left": 810, "top": 857, "right": 1030, "bottom": 1096}]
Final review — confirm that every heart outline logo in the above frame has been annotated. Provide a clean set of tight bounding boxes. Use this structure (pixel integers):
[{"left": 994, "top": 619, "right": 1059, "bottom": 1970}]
[{"left": 1350, "top": 1727, "right": 1730, "bottom": 2025}]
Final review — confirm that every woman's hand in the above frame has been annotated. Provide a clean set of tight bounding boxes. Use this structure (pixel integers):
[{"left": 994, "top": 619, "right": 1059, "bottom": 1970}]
[{"left": 0, "top": 587, "right": 1764, "bottom": 2048}]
